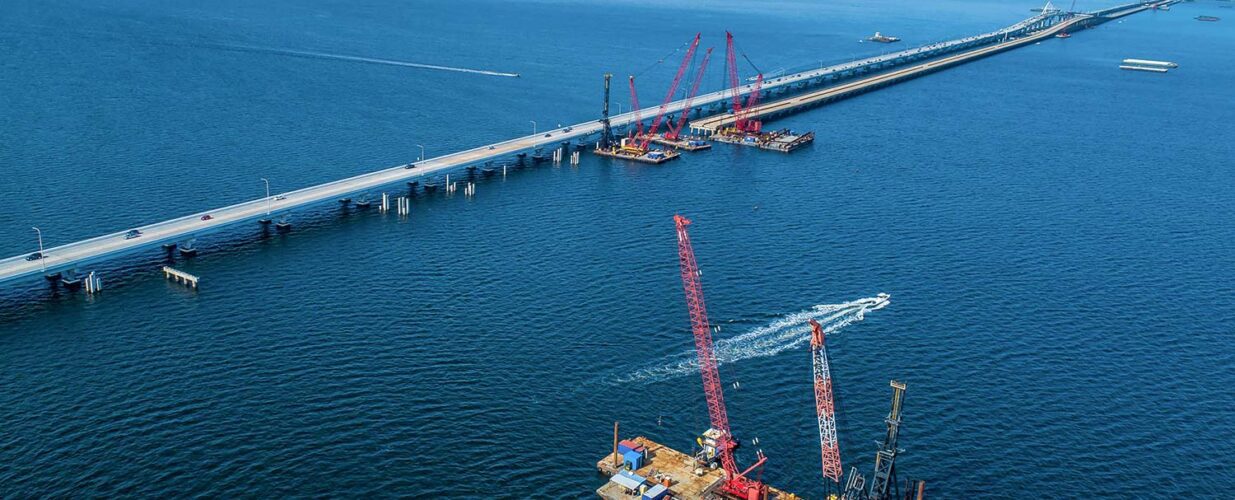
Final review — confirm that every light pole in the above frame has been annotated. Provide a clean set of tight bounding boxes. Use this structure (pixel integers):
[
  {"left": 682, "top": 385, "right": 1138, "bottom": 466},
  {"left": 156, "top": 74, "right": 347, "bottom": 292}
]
[
  {"left": 261, "top": 178, "right": 271, "bottom": 215},
  {"left": 416, "top": 144, "right": 425, "bottom": 162},
  {"left": 530, "top": 120, "right": 537, "bottom": 135},
  {"left": 32, "top": 227, "right": 45, "bottom": 273}
]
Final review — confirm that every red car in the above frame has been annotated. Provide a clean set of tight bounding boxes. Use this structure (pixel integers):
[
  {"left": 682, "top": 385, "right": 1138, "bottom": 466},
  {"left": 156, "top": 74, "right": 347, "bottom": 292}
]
[{"left": 200, "top": 215, "right": 213, "bottom": 221}]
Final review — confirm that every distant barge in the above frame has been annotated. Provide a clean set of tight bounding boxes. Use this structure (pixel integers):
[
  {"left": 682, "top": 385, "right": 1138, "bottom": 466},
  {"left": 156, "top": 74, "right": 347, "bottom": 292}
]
[
  {"left": 1195, "top": 15, "right": 1220, "bottom": 21},
  {"left": 596, "top": 436, "right": 801, "bottom": 500}
]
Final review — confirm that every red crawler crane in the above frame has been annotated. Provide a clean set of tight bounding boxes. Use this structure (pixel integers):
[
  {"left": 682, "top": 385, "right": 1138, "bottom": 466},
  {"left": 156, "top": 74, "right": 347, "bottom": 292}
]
[
  {"left": 737, "top": 73, "right": 764, "bottom": 133},
  {"left": 628, "top": 75, "right": 643, "bottom": 140},
  {"left": 666, "top": 47, "right": 714, "bottom": 141},
  {"left": 723, "top": 32, "right": 763, "bottom": 133},
  {"left": 809, "top": 319, "right": 843, "bottom": 488},
  {"left": 637, "top": 34, "right": 701, "bottom": 149},
  {"left": 674, "top": 215, "right": 769, "bottom": 500}
]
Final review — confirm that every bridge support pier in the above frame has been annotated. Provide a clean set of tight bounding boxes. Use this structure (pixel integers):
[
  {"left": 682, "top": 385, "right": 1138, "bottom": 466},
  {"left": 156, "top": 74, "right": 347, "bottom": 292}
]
[
  {"left": 178, "top": 239, "right": 198, "bottom": 257},
  {"left": 60, "top": 268, "right": 82, "bottom": 290},
  {"left": 275, "top": 216, "right": 292, "bottom": 232}
]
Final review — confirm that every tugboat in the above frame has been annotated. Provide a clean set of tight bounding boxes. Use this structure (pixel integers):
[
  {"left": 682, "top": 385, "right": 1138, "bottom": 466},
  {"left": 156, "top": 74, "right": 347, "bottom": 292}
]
[{"left": 1055, "top": 30, "right": 1071, "bottom": 38}]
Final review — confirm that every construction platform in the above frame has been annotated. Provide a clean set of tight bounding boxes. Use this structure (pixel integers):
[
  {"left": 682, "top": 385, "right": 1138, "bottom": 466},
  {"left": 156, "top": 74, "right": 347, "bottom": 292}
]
[
  {"left": 712, "top": 129, "right": 814, "bottom": 153},
  {"left": 640, "top": 134, "right": 713, "bottom": 152},
  {"left": 596, "top": 436, "right": 799, "bottom": 500},
  {"left": 593, "top": 145, "right": 682, "bottom": 164}
]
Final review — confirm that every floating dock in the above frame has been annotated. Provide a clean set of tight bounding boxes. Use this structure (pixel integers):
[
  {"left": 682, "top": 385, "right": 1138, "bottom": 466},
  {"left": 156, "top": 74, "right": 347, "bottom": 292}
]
[{"left": 596, "top": 436, "right": 799, "bottom": 500}]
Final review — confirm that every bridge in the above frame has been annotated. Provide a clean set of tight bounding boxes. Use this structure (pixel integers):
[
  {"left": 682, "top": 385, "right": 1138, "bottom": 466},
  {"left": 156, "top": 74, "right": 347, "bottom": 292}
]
[
  {"left": 688, "top": 1, "right": 1170, "bottom": 132},
  {"left": 0, "top": 1, "right": 1168, "bottom": 288}
]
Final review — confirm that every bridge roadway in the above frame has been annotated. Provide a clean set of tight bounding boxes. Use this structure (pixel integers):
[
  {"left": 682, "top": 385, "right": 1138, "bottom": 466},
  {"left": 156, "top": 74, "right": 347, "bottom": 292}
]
[
  {"left": 0, "top": 2, "right": 1157, "bottom": 286},
  {"left": 689, "top": 2, "right": 1163, "bottom": 132}
]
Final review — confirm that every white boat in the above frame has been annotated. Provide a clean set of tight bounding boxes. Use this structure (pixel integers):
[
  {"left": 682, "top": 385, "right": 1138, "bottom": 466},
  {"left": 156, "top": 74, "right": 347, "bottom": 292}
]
[
  {"left": 1122, "top": 58, "right": 1178, "bottom": 68},
  {"left": 1120, "top": 64, "right": 1168, "bottom": 73}
]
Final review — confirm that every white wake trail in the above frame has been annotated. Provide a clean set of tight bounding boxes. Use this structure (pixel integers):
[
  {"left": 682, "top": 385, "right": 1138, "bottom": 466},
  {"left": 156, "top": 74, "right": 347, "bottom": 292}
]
[
  {"left": 215, "top": 44, "right": 521, "bottom": 77},
  {"left": 615, "top": 295, "right": 889, "bottom": 385}
]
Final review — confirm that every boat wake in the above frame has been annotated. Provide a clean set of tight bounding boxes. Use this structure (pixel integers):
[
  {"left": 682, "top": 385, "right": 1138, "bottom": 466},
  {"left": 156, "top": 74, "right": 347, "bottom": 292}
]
[
  {"left": 211, "top": 44, "right": 521, "bottom": 77},
  {"left": 614, "top": 294, "right": 890, "bottom": 385}
]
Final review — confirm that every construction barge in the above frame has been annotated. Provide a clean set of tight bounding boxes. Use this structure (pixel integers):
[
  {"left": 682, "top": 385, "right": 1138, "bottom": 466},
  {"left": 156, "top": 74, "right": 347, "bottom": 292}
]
[
  {"left": 639, "top": 133, "right": 713, "bottom": 151},
  {"left": 593, "top": 138, "right": 683, "bottom": 164},
  {"left": 711, "top": 128, "right": 814, "bottom": 153},
  {"left": 596, "top": 436, "right": 799, "bottom": 500}
]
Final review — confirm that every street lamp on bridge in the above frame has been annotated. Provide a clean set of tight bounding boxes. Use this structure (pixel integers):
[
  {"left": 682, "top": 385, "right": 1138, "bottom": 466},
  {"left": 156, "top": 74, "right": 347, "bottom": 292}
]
[
  {"left": 260, "top": 178, "right": 271, "bottom": 216},
  {"left": 31, "top": 227, "right": 46, "bottom": 273}
]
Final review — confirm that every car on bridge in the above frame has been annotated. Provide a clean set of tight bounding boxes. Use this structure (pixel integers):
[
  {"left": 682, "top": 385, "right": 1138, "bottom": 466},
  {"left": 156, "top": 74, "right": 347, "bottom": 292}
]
[
  {"left": 124, "top": 229, "right": 142, "bottom": 240},
  {"left": 200, "top": 214, "right": 213, "bottom": 221},
  {"left": 25, "top": 252, "right": 42, "bottom": 261}
]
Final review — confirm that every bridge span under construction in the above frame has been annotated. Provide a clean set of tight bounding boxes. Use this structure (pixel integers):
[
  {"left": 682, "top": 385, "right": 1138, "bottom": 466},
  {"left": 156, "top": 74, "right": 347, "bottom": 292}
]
[{"left": 0, "top": 1, "right": 1171, "bottom": 291}]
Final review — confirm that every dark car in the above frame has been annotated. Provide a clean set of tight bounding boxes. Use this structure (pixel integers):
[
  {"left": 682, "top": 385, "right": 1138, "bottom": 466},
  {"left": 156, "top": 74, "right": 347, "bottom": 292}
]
[
  {"left": 544, "top": 133, "right": 552, "bottom": 138},
  {"left": 200, "top": 214, "right": 213, "bottom": 221},
  {"left": 25, "top": 252, "right": 42, "bottom": 261},
  {"left": 404, "top": 163, "right": 417, "bottom": 169},
  {"left": 124, "top": 229, "right": 142, "bottom": 240}
]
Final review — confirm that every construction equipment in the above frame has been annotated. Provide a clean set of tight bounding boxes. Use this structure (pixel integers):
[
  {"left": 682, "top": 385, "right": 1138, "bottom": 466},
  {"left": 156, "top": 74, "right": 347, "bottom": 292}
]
[
  {"left": 735, "top": 73, "right": 764, "bottom": 134},
  {"left": 722, "top": 32, "right": 764, "bottom": 134},
  {"left": 809, "top": 319, "right": 844, "bottom": 490},
  {"left": 665, "top": 47, "right": 714, "bottom": 141},
  {"left": 869, "top": 380, "right": 906, "bottom": 499},
  {"left": 599, "top": 73, "right": 613, "bottom": 149},
  {"left": 629, "top": 75, "right": 643, "bottom": 140},
  {"left": 674, "top": 215, "right": 769, "bottom": 500},
  {"left": 635, "top": 34, "right": 701, "bottom": 150},
  {"left": 842, "top": 381, "right": 923, "bottom": 500}
]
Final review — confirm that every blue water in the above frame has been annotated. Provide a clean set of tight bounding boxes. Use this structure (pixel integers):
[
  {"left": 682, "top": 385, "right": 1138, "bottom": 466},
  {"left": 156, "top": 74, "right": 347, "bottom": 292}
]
[{"left": 3, "top": 0, "right": 1234, "bottom": 496}]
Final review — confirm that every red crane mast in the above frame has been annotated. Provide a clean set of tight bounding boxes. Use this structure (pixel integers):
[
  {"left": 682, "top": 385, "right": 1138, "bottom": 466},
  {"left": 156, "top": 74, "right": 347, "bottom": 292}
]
[
  {"left": 639, "top": 34, "right": 701, "bottom": 149},
  {"left": 666, "top": 47, "right": 713, "bottom": 141},
  {"left": 674, "top": 215, "right": 769, "bottom": 500},
  {"left": 810, "top": 319, "right": 844, "bottom": 487},
  {"left": 736, "top": 73, "right": 764, "bottom": 133},
  {"left": 628, "top": 75, "right": 643, "bottom": 141},
  {"left": 724, "top": 32, "right": 764, "bottom": 133},
  {"left": 724, "top": 32, "right": 743, "bottom": 120}
]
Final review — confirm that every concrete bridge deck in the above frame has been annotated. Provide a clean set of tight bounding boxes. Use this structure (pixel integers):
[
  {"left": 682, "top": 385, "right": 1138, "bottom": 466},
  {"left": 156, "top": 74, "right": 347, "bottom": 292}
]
[
  {"left": 689, "top": 1, "right": 1166, "bottom": 132},
  {"left": 0, "top": 2, "right": 1163, "bottom": 286}
]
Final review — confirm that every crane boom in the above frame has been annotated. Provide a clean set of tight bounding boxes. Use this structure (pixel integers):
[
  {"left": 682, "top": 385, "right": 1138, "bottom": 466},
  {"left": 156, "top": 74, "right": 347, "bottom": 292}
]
[
  {"left": 629, "top": 75, "right": 643, "bottom": 141},
  {"left": 640, "top": 34, "right": 701, "bottom": 149},
  {"left": 674, "top": 215, "right": 768, "bottom": 499},
  {"left": 810, "top": 319, "right": 843, "bottom": 485},
  {"left": 667, "top": 47, "right": 713, "bottom": 140},
  {"left": 736, "top": 73, "right": 764, "bottom": 132},
  {"left": 724, "top": 32, "right": 743, "bottom": 120}
]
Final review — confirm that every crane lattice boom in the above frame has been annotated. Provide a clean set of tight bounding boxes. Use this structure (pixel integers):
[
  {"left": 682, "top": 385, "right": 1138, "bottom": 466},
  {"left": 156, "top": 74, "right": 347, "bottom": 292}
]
[
  {"left": 667, "top": 47, "right": 714, "bottom": 140},
  {"left": 674, "top": 215, "right": 768, "bottom": 499},
  {"left": 639, "top": 34, "right": 701, "bottom": 149},
  {"left": 810, "top": 319, "right": 843, "bottom": 485},
  {"left": 628, "top": 75, "right": 643, "bottom": 140}
]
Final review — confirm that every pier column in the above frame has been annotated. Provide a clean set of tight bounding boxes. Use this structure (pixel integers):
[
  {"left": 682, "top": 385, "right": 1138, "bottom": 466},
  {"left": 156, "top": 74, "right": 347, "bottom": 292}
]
[{"left": 179, "top": 238, "right": 198, "bottom": 257}]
